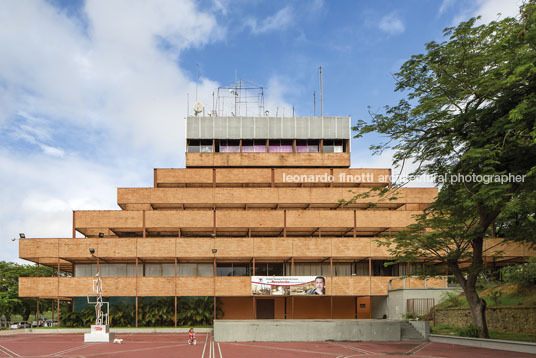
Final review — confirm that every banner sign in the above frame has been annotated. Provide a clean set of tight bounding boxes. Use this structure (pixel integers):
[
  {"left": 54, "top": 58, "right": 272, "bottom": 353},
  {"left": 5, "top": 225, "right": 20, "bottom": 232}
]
[{"left": 251, "top": 276, "right": 326, "bottom": 296}]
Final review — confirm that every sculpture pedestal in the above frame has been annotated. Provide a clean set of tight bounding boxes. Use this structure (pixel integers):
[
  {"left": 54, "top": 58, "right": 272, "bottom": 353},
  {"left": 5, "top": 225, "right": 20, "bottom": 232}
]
[{"left": 84, "top": 325, "right": 115, "bottom": 343}]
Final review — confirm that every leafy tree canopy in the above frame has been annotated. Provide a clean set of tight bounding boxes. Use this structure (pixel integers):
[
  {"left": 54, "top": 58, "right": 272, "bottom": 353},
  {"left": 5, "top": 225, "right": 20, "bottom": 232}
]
[
  {"left": 0, "top": 261, "right": 54, "bottom": 321},
  {"left": 353, "top": 1, "right": 536, "bottom": 338}
]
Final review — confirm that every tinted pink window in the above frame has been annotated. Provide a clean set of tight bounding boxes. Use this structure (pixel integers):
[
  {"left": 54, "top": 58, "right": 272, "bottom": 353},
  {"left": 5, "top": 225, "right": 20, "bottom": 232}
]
[
  {"left": 296, "top": 145, "right": 307, "bottom": 152},
  {"left": 254, "top": 145, "right": 266, "bottom": 152}
]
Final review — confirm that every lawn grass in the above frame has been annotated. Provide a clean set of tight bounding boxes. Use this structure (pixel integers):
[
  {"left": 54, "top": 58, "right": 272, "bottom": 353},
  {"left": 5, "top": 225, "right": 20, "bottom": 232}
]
[{"left": 436, "top": 283, "right": 536, "bottom": 309}]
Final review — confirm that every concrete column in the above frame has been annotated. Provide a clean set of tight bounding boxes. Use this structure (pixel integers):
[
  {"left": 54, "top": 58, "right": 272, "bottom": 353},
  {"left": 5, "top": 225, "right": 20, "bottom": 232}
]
[
  {"left": 57, "top": 298, "right": 60, "bottom": 328},
  {"left": 135, "top": 257, "right": 139, "bottom": 328},
  {"left": 174, "top": 257, "right": 177, "bottom": 328}
]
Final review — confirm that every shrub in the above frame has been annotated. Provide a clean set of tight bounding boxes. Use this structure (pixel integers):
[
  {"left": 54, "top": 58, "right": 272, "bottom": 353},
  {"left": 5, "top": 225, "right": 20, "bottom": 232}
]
[
  {"left": 486, "top": 289, "right": 503, "bottom": 306},
  {"left": 458, "top": 325, "right": 480, "bottom": 337},
  {"left": 440, "top": 291, "right": 464, "bottom": 308},
  {"left": 402, "top": 312, "right": 416, "bottom": 320},
  {"left": 500, "top": 257, "right": 536, "bottom": 287}
]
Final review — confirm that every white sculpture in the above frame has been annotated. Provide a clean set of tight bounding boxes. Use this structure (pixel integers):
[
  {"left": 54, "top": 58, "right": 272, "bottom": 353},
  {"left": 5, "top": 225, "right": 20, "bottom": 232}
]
[{"left": 84, "top": 272, "right": 114, "bottom": 343}]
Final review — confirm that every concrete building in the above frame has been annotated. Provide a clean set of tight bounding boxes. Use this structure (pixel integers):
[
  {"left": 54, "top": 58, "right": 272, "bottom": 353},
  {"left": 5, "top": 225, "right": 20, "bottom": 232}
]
[{"left": 18, "top": 115, "right": 535, "bottom": 326}]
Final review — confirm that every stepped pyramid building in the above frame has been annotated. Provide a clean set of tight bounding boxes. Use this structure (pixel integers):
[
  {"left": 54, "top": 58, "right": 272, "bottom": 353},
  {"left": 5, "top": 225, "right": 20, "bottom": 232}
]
[{"left": 19, "top": 113, "right": 534, "bottom": 325}]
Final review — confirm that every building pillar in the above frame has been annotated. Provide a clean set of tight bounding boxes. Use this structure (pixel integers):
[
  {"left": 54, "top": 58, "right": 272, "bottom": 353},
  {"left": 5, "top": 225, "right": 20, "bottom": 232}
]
[
  {"left": 213, "top": 255, "right": 217, "bottom": 321},
  {"left": 174, "top": 257, "right": 177, "bottom": 328},
  {"left": 330, "top": 257, "right": 333, "bottom": 319},
  {"left": 369, "top": 257, "right": 372, "bottom": 295},
  {"left": 57, "top": 259, "right": 60, "bottom": 327},
  {"left": 135, "top": 257, "right": 139, "bottom": 328},
  {"left": 72, "top": 211, "right": 76, "bottom": 238},
  {"left": 36, "top": 263, "right": 40, "bottom": 321},
  {"left": 292, "top": 296, "right": 294, "bottom": 319}
]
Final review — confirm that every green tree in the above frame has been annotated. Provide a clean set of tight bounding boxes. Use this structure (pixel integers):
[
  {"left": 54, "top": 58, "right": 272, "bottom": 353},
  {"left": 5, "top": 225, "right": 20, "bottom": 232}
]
[
  {"left": 0, "top": 261, "right": 54, "bottom": 321},
  {"left": 353, "top": 1, "right": 536, "bottom": 338}
]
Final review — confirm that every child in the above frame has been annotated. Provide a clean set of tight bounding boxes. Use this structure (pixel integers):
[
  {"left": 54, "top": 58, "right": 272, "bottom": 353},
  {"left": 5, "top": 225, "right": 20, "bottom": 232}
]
[{"left": 188, "top": 328, "right": 197, "bottom": 345}]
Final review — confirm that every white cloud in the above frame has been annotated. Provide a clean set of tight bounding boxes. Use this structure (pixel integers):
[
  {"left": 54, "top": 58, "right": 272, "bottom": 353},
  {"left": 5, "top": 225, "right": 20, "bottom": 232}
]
[
  {"left": 0, "top": 0, "right": 222, "bottom": 156},
  {"left": 439, "top": 0, "right": 456, "bottom": 15},
  {"left": 0, "top": 0, "right": 224, "bottom": 262},
  {"left": 246, "top": 6, "right": 293, "bottom": 35},
  {"left": 452, "top": 0, "right": 522, "bottom": 25},
  {"left": 352, "top": 149, "right": 436, "bottom": 189},
  {"left": 0, "top": 149, "right": 145, "bottom": 263},
  {"left": 264, "top": 76, "right": 295, "bottom": 117},
  {"left": 378, "top": 12, "right": 405, "bottom": 35}
]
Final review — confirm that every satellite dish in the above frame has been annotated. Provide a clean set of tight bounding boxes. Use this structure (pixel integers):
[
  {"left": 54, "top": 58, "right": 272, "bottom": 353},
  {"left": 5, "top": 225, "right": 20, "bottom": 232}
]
[{"left": 193, "top": 101, "right": 204, "bottom": 116}]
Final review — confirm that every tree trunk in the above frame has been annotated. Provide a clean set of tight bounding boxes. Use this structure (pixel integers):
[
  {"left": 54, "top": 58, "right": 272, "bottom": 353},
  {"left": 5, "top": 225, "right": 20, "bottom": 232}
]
[
  {"left": 464, "top": 282, "right": 489, "bottom": 338},
  {"left": 451, "top": 262, "right": 489, "bottom": 338}
]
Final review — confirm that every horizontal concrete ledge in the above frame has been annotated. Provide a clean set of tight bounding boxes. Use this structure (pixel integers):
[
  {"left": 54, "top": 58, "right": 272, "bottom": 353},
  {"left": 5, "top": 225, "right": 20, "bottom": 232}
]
[
  {"left": 214, "top": 319, "right": 404, "bottom": 342},
  {"left": 5, "top": 328, "right": 213, "bottom": 335},
  {"left": 429, "top": 334, "right": 536, "bottom": 354}
]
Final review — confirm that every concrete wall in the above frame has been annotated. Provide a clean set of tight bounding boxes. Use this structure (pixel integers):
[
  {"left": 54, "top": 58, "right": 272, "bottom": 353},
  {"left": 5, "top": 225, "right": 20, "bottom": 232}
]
[
  {"left": 435, "top": 306, "right": 536, "bottom": 334},
  {"left": 371, "top": 296, "right": 387, "bottom": 319},
  {"left": 387, "top": 288, "right": 459, "bottom": 319},
  {"left": 214, "top": 319, "right": 401, "bottom": 342}
]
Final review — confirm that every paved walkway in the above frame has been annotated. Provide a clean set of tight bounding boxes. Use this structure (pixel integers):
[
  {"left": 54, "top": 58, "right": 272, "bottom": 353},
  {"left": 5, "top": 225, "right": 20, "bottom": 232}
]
[{"left": 0, "top": 333, "right": 533, "bottom": 357}]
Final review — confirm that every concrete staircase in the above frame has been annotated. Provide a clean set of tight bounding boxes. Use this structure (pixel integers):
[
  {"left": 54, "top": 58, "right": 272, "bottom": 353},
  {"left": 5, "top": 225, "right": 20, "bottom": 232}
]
[{"left": 400, "top": 322, "right": 426, "bottom": 341}]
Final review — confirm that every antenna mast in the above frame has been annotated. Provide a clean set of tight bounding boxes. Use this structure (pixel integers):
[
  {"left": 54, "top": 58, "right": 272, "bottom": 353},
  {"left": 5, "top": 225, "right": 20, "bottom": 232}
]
[
  {"left": 313, "top": 91, "right": 316, "bottom": 117},
  {"left": 319, "top": 66, "right": 323, "bottom": 118},
  {"left": 195, "top": 64, "right": 199, "bottom": 101}
]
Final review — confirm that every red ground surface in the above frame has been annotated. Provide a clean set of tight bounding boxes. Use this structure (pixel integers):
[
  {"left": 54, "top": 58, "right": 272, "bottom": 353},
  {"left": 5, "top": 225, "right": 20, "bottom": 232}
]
[{"left": 0, "top": 333, "right": 533, "bottom": 358}]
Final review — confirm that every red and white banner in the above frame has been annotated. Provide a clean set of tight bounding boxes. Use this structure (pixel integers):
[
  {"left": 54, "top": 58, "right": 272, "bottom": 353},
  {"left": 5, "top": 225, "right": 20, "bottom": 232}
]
[{"left": 251, "top": 276, "right": 326, "bottom": 295}]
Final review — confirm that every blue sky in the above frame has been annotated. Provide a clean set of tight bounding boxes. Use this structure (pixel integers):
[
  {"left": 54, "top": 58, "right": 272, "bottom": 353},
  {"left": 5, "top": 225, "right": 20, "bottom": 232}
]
[{"left": 0, "top": 0, "right": 522, "bottom": 262}]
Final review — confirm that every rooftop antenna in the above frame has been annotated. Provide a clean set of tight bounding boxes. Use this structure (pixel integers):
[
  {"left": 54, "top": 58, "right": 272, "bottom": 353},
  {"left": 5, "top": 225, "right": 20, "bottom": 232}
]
[
  {"left": 319, "top": 66, "right": 323, "bottom": 118},
  {"left": 212, "top": 91, "right": 216, "bottom": 116},
  {"left": 193, "top": 64, "right": 204, "bottom": 116},
  {"left": 195, "top": 64, "right": 199, "bottom": 101},
  {"left": 313, "top": 91, "right": 316, "bottom": 117}
]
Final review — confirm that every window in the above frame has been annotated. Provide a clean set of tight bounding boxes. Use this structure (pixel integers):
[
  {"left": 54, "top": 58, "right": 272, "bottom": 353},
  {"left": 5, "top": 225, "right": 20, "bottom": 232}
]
[
  {"left": 255, "top": 263, "right": 284, "bottom": 276},
  {"left": 397, "top": 262, "right": 424, "bottom": 276},
  {"left": 323, "top": 139, "right": 344, "bottom": 153},
  {"left": 293, "top": 262, "right": 330, "bottom": 276},
  {"left": 187, "top": 139, "right": 200, "bottom": 153},
  {"left": 217, "top": 139, "right": 240, "bottom": 153},
  {"left": 269, "top": 139, "right": 293, "bottom": 153},
  {"left": 242, "top": 139, "right": 266, "bottom": 152},
  {"left": 145, "top": 263, "right": 175, "bottom": 277},
  {"left": 296, "top": 140, "right": 320, "bottom": 153},
  {"left": 372, "top": 260, "right": 398, "bottom": 276},
  {"left": 74, "top": 264, "right": 136, "bottom": 277},
  {"left": 178, "top": 263, "right": 213, "bottom": 276},
  {"left": 353, "top": 261, "right": 369, "bottom": 276},
  {"left": 216, "top": 263, "right": 251, "bottom": 276},
  {"left": 188, "top": 139, "right": 213, "bottom": 153}
]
